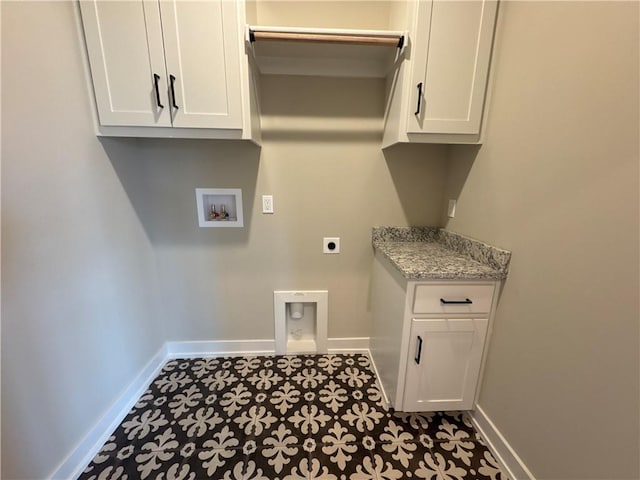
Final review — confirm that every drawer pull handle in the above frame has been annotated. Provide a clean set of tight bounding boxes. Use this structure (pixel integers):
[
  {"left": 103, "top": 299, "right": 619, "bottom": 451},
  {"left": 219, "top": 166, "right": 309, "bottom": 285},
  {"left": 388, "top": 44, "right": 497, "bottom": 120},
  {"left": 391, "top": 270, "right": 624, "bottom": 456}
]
[
  {"left": 440, "top": 298, "right": 473, "bottom": 305},
  {"left": 415, "top": 335, "right": 423, "bottom": 365}
]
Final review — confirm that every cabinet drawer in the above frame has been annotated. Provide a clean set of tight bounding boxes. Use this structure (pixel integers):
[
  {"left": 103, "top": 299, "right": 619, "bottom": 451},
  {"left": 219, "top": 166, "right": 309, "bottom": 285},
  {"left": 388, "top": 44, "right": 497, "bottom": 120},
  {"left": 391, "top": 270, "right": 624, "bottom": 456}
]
[{"left": 413, "top": 284, "right": 495, "bottom": 314}]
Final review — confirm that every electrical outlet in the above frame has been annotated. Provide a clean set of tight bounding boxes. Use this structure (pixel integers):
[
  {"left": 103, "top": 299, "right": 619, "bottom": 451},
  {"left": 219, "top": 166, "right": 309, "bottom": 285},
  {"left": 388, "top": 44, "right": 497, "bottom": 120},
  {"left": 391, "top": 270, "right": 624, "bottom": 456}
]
[
  {"left": 323, "top": 237, "right": 340, "bottom": 254},
  {"left": 262, "top": 195, "right": 274, "bottom": 214},
  {"left": 448, "top": 199, "right": 457, "bottom": 218}
]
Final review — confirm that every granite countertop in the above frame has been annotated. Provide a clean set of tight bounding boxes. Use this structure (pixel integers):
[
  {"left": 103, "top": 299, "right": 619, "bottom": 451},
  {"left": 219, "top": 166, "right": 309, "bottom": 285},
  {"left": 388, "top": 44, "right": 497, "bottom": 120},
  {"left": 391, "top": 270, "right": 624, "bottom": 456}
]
[{"left": 372, "top": 227, "right": 511, "bottom": 281}]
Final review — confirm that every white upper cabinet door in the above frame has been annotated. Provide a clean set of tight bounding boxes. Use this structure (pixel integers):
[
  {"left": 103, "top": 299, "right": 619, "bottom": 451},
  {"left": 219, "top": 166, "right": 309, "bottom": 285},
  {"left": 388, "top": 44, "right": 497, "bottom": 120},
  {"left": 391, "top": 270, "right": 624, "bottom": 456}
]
[
  {"left": 403, "top": 318, "right": 488, "bottom": 411},
  {"left": 407, "top": 0, "right": 498, "bottom": 135},
  {"left": 79, "top": 1, "right": 171, "bottom": 127},
  {"left": 159, "top": 0, "right": 243, "bottom": 129}
]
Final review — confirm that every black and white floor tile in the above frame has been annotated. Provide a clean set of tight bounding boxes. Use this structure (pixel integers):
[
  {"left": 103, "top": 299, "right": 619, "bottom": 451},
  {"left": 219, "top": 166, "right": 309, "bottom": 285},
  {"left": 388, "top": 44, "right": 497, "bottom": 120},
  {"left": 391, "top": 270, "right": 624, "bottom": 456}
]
[{"left": 80, "top": 354, "right": 508, "bottom": 480}]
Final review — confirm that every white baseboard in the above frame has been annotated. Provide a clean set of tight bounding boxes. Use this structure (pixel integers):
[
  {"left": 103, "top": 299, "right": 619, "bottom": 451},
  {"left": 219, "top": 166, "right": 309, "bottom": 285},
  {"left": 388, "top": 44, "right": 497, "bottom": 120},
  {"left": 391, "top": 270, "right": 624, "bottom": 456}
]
[
  {"left": 54, "top": 337, "right": 373, "bottom": 478},
  {"left": 327, "top": 336, "right": 370, "bottom": 353},
  {"left": 166, "top": 337, "right": 371, "bottom": 357},
  {"left": 470, "top": 405, "right": 536, "bottom": 480},
  {"left": 166, "top": 339, "right": 276, "bottom": 358},
  {"left": 51, "top": 344, "right": 169, "bottom": 480},
  {"left": 366, "top": 348, "right": 390, "bottom": 407}
]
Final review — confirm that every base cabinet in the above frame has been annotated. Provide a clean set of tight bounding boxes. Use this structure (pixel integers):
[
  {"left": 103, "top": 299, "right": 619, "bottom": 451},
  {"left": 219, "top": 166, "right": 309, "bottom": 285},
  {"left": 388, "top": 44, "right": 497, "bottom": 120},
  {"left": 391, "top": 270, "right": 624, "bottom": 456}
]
[
  {"left": 403, "top": 318, "right": 488, "bottom": 411},
  {"left": 370, "top": 251, "right": 499, "bottom": 412}
]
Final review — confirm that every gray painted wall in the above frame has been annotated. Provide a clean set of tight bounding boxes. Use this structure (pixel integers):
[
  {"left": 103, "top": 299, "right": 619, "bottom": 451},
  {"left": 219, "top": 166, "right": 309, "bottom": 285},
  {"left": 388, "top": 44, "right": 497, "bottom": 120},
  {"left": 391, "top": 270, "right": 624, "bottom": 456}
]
[
  {"left": 1, "top": 2, "right": 447, "bottom": 478},
  {"left": 3, "top": 1, "right": 638, "bottom": 479},
  {"left": 443, "top": 2, "right": 640, "bottom": 478},
  {"left": 1, "top": 3, "right": 165, "bottom": 478},
  {"left": 131, "top": 76, "right": 447, "bottom": 342}
]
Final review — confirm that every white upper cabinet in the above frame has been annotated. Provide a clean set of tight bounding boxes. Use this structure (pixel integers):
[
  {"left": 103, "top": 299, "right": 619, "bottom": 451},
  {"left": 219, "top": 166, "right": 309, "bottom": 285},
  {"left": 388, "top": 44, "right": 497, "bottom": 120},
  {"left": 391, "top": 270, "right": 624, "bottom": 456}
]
[
  {"left": 80, "top": 1, "right": 170, "bottom": 127},
  {"left": 408, "top": 0, "right": 497, "bottom": 135},
  {"left": 159, "top": 0, "right": 242, "bottom": 129},
  {"left": 79, "top": 0, "right": 259, "bottom": 140},
  {"left": 383, "top": 0, "right": 498, "bottom": 146}
]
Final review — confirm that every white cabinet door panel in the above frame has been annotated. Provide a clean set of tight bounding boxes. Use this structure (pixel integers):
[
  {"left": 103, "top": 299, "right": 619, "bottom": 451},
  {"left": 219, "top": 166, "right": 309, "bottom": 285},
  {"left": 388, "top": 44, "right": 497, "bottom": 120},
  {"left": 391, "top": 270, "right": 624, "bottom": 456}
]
[
  {"left": 160, "top": 0, "right": 243, "bottom": 129},
  {"left": 403, "top": 318, "right": 488, "bottom": 411},
  {"left": 80, "top": 0, "right": 170, "bottom": 126},
  {"left": 407, "top": 0, "right": 497, "bottom": 135}
]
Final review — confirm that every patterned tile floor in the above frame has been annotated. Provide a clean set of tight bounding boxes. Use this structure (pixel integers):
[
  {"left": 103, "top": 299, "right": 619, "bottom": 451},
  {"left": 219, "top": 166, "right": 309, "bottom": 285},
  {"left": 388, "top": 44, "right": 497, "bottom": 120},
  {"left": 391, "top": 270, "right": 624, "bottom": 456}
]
[{"left": 80, "top": 354, "right": 508, "bottom": 480}]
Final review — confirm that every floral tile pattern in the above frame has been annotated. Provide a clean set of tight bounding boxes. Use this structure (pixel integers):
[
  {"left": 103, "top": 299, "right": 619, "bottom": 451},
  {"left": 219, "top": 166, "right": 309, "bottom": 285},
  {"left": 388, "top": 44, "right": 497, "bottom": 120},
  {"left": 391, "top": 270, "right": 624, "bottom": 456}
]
[{"left": 80, "top": 354, "right": 508, "bottom": 480}]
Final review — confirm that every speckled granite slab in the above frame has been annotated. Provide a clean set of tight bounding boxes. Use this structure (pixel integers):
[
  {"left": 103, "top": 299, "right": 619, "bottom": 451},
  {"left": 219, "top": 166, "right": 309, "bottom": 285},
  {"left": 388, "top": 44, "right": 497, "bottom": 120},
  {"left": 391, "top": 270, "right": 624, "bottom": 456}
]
[
  {"left": 372, "top": 226, "right": 440, "bottom": 243},
  {"left": 438, "top": 230, "right": 511, "bottom": 275},
  {"left": 372, "top": 227, "right": 511, "bottom": 281}
]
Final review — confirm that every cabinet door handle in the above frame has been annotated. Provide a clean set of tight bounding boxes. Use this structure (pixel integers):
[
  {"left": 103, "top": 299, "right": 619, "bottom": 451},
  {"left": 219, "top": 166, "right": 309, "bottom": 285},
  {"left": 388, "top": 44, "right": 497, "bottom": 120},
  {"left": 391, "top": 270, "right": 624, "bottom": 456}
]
[
  {"left": 153, "top": 74, "right": 164, "bottom": 108},
  {"left": 415, "top": 335, "right": 423, "bottom": 365},
  {"left": 169, "top": 74, "right": 179, "bottom": 110},
  {"left": 440, "top": 298, "right": 473, "bottom": 305},
  {"left": 414, "top": 82, "right": 423, "bottom": 116}
]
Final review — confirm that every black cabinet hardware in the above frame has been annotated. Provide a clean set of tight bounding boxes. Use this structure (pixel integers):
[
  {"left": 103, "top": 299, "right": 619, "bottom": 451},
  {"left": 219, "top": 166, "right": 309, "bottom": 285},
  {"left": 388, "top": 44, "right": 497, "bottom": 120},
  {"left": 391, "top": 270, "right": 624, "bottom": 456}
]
[
  {"left": 170, "top": 74, "right": 179, "bottom": 110},
  {"left": 414, "top": 82, "right": 423, "bottom": 115},
  {"left": 415, "top": 335, "right": 423, "bottom": 365},
  {"left": 440, "top": 298, "right": 473, "bottom": 305},
  {"left": 153, "top": 74, "right": 164, "bottom": 108}
]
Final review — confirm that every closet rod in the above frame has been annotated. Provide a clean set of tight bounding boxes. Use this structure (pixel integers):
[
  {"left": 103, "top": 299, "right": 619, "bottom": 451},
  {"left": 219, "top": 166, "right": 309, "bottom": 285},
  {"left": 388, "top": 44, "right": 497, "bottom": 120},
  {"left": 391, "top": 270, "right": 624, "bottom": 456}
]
[{"left": 250, "top": 30, "right": 404, "bottom": 48}]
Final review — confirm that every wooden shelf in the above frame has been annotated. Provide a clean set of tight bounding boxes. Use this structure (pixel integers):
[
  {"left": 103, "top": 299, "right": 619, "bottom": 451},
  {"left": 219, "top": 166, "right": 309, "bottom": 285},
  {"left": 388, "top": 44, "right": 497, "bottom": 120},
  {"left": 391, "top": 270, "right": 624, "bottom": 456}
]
[{"left": 248, "top": 26, "right": 405, "bottom": 78}]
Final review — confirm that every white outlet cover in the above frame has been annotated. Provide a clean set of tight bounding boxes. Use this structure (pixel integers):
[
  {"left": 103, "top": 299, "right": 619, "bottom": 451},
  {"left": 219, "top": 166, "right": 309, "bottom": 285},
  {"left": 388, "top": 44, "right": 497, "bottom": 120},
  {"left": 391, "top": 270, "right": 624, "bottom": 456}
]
[
  {"left": 262, "top": 195, "right": 274, "bottom": 214},
  {"left": 323, "top": 237, "right": 340, "bottom": 254},
  {"left": 448, "top": 199, "right": 457, "bottom": 218}
]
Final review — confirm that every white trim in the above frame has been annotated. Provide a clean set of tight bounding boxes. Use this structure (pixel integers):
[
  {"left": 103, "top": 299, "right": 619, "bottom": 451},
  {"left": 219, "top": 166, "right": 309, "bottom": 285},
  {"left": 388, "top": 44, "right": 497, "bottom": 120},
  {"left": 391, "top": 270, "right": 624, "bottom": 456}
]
[
  {"left": 166, "top": 339, "right": 276, "bottom": 358},
  {"left": 51, "top": 344, "right": 169, "bottom": 480},
  {"left": 470, "top": 405, "right": 536, "bottom": 480},
  {"left": 327, "top": 336, "right": 370, "bottom": 353},
  {"left": 167, "top": 338, "right": 372, "bottom": 357},
  {"left": 366, "top": 348, "right": 390, "bottom": 407}
]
